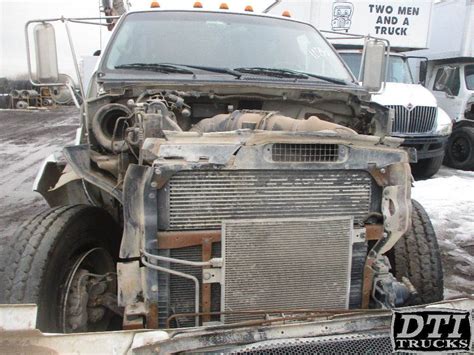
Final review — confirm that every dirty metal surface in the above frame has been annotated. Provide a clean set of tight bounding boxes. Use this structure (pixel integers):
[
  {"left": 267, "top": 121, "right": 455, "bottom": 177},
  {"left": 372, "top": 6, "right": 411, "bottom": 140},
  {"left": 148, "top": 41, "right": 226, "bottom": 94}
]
[
  {"left": 161, "top": 170, "right": 372, "bottom": 230},
  {"left": 222, "top": 217, "right": 353, "bottom": 324}
]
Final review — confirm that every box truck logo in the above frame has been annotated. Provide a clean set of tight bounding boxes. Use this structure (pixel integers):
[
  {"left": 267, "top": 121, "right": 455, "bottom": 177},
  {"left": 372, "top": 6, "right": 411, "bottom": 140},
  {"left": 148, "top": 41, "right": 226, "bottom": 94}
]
[
  {"left": 368, "top": 4, "right": 421, "bottom": 37},
  {"left": 331, "top": 1, "right": 354, "bottom": 32}
]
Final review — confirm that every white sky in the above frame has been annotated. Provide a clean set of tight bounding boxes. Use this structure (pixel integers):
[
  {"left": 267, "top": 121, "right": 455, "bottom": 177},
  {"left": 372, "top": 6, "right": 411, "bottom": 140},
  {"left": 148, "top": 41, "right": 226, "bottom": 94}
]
[{"left": 0, "top": 0, "right": 275, "bottom": 79}]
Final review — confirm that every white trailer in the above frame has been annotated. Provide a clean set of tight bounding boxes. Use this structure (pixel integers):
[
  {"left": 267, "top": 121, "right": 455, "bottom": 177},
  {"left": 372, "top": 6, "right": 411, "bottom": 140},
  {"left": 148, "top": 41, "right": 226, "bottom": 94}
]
[
  {"left": 269, "top": 0, "right": 452, "bottom": 179},
  {"left": 411, "top": 0, "right": 474, "bottom": 170}
]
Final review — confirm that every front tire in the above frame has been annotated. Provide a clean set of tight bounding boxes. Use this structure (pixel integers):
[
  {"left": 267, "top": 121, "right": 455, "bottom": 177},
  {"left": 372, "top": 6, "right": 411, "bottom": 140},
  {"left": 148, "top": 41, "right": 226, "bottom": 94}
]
[
  {"left": 444, "top": 126, "right": 474, "bottom": 170},
  {"left": 411, "top": 155, "right": 444, "bottom": 180},
  {"left": 1, "top": 205, "right": 121, "bottom": 332},
  {"left": 388, "top": 200, "right": 444, "bottom": 305}
]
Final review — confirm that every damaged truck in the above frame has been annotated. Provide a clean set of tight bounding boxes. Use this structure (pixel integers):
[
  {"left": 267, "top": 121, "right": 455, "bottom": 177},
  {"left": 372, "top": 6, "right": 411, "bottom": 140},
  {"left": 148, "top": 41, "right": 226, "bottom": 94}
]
[{"left": 0, "top": 7, "right": 444, "bottom": 340}]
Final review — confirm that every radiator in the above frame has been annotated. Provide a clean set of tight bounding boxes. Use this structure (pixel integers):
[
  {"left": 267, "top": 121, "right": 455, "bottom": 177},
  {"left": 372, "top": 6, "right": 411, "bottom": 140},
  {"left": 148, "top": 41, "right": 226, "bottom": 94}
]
[
  {"left": 222, "top": 217, "right": 353, "bottom": 324},
  {"left": 159, "top": 170, "right": 372, "bottom": 230}
]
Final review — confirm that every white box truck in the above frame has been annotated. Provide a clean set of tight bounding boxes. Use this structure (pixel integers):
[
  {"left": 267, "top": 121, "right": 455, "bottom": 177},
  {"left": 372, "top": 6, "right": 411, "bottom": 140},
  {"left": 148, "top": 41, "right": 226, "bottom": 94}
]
[
  {"left": 269, "top": 0, "right": 453, "bottom": 178},
  {"left": 411, "top": 0, "right": 474, "bottom": 170}
]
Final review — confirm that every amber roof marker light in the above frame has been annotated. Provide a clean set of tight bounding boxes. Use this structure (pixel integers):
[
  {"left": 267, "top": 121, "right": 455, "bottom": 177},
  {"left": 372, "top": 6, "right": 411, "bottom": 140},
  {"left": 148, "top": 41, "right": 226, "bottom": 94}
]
[
  {"left": 150, "top": 1, "right": 160, "bottom": 8},
  {"left": 219, "top": 3, "right": 229, "bottom": 10},
  {"left": 193, "top": 1, "right": 203, "bottom": 8},
  {"left": 282, "top": 10, "right": 291, "bottom": 17},
  {"left": 244, "top": 5, "right": 254, "bottom": 12}
]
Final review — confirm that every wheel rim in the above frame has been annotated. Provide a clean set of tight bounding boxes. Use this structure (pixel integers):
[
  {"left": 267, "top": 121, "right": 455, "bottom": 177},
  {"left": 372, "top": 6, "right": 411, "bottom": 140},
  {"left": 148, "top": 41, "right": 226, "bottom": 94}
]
[
  {"left": 60, "top": 247, "right": 117, "bottom": 333},
  {"left": 451, "top": 136, "right": 471, "bottom": 163}
]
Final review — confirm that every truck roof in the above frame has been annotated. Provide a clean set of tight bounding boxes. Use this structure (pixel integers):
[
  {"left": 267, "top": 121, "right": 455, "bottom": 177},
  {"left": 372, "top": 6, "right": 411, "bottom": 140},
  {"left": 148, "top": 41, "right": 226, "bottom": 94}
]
[{"left": 125, "top": 8, "right": 307, "bottom": 25}]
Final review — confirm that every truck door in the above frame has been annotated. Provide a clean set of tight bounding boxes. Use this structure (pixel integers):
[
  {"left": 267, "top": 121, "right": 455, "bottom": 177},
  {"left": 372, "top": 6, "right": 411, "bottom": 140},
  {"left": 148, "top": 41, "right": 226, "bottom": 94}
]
[{"left": 432, "top": 66, "right": 463, "bottom": 121}]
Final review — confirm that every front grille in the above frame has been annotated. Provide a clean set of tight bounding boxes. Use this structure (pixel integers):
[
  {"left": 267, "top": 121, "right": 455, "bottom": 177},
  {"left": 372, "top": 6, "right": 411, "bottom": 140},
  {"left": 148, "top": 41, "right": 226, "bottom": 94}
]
[
  {"left": 388, "top": 105, "right": 437, "bottom": 134},
  {"left": 222, "top": 218, "right": 352, "bottom": 324},
  {"left": 162, "top": 170, "right": 373, "bottom": 230},
  {"left": 271, "top": 143, "right": 339, "bottom": 162}
]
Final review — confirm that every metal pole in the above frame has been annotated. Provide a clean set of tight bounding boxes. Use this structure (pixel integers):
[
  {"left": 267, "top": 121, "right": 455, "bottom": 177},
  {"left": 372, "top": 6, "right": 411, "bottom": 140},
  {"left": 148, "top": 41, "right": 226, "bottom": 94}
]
[
  {"left": 64, "top": 19, "right": 90, "bottom": 142},
  {"left": 262, "top": 0, "right": 281, "bottom": 13}
]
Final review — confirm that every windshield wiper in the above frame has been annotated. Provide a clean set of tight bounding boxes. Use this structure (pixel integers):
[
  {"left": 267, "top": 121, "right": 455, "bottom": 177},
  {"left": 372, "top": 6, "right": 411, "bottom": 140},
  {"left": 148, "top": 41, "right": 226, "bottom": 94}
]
[
  {"left": 172, "top": 64, "right": 242, "bottom": 79},
  {"left": 235, "top": 67, "right": 307, "bottom": 79},
  {"left": 115, "top": 62, "right": 242, "bottom": 79},
  {"left": 234, "top": 67, "right": 348, "bottom": 85},
  {"left": 114, "top": 63, "right": 194, "bottom": 74}
]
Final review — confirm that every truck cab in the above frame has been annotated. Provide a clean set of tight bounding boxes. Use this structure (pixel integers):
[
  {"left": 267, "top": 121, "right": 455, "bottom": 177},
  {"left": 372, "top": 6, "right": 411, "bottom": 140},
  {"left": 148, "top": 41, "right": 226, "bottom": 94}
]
[
  {"left": 0, "top": 7, "right": 444, "bottom": 336},
  {"left": 426, "top": 61, "right": 474, "bottom": 169},
  {"left": 428, "top": 63, "right": 474, "bottom": 122},
  {"left": 339, "top": 50, "right": 452, "bottom": 179},
  {"left": 408, "top": 0, "right": 474, "bottom": 170}
]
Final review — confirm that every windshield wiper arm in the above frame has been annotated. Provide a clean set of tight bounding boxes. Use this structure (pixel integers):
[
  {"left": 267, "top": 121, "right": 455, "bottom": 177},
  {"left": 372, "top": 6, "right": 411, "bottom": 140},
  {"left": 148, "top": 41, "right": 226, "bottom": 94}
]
[
  {"left": 114, "top": 63, "right": 194, "bottom": 74},
  {"left": 296, "top": 71, "right": 348, "bottom": 85},
  {"left": 160, "top": 63, "right": 242, "bottom": 79},
  {"left": 234, "top": 67, "right": 347, "bottom": 85},
  {"left": 234, "top": 67, "right": 308, "bottom": 79}
]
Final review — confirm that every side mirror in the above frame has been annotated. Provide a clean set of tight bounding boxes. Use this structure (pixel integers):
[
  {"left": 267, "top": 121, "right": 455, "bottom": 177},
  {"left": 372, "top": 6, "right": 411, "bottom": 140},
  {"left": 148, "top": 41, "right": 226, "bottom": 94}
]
[
  {"left": 419, "top": 60, "right": 427, "bottom": 85},
  {"left": 434, "top": 66, "right": 456, "bottom": 92},
  {"left": 360, "top": 38, "right": 386, "bottom": 93},
  {"left": 33, "top": 23, "right": 59, "bottom": 83}
]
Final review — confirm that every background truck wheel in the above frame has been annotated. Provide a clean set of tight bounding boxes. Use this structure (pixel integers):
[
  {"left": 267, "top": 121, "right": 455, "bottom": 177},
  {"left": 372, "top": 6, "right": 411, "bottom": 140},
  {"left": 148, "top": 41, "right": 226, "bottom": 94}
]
[
  {"left": 444, "top": 126, "right": 474, "bottom": 170},
  {"left": 388, "top": 200, "right": 444, "bottom": 305},
  {"left": 410, "top": 155, "right": 444, "bottom": 180},
  {"left": 0, "top": 205, "right": 121, "bottom": 333}
]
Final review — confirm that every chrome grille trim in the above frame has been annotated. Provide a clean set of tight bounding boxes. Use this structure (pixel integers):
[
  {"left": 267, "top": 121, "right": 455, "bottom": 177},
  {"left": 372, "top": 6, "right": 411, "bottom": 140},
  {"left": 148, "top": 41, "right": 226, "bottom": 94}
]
[
  {"left": 164, "top": 170, "right": 372, "bottom": 230},
  {"left": 272, "top": 143, "right": 340, "bottom": 162},
  {"left": 388, "top": 105, "right": 437, "bottom": 134},
  {"left": 222, "top": 217, "right": 353, "bottom": 324}
]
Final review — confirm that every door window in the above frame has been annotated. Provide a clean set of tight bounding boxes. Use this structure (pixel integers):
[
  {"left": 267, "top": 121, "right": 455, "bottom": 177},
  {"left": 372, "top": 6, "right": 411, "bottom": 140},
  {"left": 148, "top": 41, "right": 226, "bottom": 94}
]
[
  {"left": 465, "top": 65, "right": 474, "bottom": 90},
  {"left": 433, "top": 66, "right": 461, "bottom": 96}
]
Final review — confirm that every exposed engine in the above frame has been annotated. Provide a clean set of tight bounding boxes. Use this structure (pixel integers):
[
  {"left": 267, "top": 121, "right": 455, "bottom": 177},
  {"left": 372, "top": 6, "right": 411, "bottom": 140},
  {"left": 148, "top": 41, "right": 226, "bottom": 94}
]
[{"left": 89, "top": 89, "right": 385, "bottom": 160}]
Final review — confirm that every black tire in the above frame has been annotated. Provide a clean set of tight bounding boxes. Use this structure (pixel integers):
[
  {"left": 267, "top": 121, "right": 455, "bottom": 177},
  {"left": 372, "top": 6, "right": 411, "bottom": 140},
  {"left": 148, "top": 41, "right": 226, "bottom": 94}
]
[
  {"left": 444, "top": 126, "right": 474, "bottom": 170},
  {"left": 0, "top": 205, "right": 121, "bottom": 332},
  {"left": 388, "top": 200, "right": 444, "bottom": 305},
  {"left": 410, "top": 155, "right": 444, "bottom": 180}
]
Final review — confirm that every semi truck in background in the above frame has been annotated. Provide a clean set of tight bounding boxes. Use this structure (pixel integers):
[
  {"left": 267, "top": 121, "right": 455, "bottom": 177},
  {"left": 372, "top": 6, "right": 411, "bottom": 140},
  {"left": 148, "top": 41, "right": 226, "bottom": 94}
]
[
  {"left": 269, "top": 0, "right": 453, "bottom": 179},
  {"left": 411, "top": 0, "right": 474, "bottom": 170}
]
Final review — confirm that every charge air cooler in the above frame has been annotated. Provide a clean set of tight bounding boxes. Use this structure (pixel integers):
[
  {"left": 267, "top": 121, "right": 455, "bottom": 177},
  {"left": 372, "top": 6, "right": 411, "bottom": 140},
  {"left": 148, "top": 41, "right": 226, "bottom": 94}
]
[{"left": 221, "top": 217, "right": 353, "bottom": 324}]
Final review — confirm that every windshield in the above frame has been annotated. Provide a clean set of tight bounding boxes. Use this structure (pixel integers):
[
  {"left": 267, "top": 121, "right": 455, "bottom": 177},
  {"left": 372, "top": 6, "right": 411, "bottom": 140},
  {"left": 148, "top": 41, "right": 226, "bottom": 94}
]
[
  {"left": 339, "top": 52, "right": 414, "bottom": 84},
  {"left": 104, "top": 11, "right": 353, "bottom": 82},
  {"left": 465, "top": 65, "right": 474, "bottom": 91}
]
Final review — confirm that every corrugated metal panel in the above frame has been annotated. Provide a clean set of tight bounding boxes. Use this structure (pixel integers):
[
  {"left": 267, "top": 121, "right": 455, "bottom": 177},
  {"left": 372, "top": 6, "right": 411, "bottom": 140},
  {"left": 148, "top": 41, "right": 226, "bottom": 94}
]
[
  {"left": 166, "top": 170, "right": 372, "bottom": 230},
  {"left": 388, "top": 105, "right": 437, "bottom": 134},
  {"left": 222, "top": 217, "right": 353, "bottom": 324}
]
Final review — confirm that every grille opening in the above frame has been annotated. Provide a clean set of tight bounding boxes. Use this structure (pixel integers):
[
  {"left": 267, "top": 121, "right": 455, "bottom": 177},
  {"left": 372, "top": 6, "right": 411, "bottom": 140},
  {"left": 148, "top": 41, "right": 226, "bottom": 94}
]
[
  {"left": 388, "top": 105, "right": 437, "bottom": 134},
  {"left": 271, "top": 143, "right": 339, "bottom": 162}
]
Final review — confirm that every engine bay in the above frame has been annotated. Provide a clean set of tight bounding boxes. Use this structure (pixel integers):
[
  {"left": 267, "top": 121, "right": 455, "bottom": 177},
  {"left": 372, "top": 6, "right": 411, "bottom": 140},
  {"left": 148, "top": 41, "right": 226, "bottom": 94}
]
[{"left": 85, "top": 87, "right": 390, "bottom": 179}]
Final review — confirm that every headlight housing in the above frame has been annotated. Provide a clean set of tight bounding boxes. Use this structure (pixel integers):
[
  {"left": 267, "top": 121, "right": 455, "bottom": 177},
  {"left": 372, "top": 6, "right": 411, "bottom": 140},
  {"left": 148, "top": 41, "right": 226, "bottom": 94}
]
[{"left": 434, "top": 108, "right": 453, "bottom": 136}]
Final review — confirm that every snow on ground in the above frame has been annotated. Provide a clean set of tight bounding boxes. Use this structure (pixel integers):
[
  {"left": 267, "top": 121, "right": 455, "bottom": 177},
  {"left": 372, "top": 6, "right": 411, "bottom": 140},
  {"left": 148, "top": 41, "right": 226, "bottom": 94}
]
[{"left": 412, "top": 167, "right": 474, "bottom": 297}]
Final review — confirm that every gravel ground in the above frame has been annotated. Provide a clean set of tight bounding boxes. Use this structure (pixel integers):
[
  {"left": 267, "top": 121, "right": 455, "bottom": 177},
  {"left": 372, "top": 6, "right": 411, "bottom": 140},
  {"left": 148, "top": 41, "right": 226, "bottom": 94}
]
[
  {"left": 0, "top": 107, "right": 78, "bottom": 238},
  {"left": 0, "top": 107, "right": 472, "bottom": 298}
]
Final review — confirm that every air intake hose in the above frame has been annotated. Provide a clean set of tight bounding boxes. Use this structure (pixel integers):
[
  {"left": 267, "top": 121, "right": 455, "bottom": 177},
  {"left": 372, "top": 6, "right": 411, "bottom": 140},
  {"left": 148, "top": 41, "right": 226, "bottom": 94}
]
[{"left": 190, "top": 110, "right": 356, "bottom": 135}]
